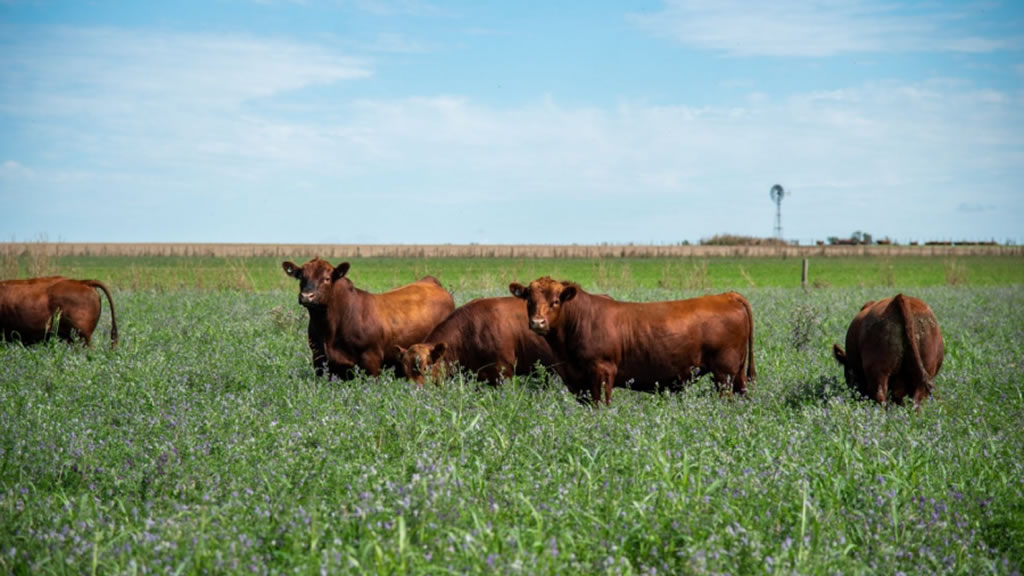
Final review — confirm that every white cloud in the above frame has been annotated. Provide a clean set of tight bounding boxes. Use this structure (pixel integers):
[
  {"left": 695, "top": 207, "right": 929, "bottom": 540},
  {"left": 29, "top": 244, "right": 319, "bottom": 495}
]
[
  {"left": 1, "top": 27, "right": 1021, "bottom": 243},
  {"left": 349, "top": 0, "right": 441, "bottom": 17},
  {"left": 0, "top": 27, "right": 369, "bottom": 116},
  {"left": 629, "top": 0, "right": 1022, "bottom": 57},
  {"left": 365, "top": 32, "right": 431, "bottom": 53},
  {"left": 958, "top": 202, "right": 996, "bottom": 213},
  {"left": 0, "top": 160, "right": 33, "bottom": 179}
]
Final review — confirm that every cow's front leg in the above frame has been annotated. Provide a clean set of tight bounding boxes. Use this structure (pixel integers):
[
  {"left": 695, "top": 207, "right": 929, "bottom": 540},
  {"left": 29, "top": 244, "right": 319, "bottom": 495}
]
[
  {"left": 306, "top": 312, "right": 329, "bottom": 377},
  {"left": 590, "top": 363, "right": 617, "bottom": 407},
  {"left": 326, "top": 346, "right": 358, "bottom": 380},
  {"left": 308, "top": 338, "right": 328, "bottom": 377}
]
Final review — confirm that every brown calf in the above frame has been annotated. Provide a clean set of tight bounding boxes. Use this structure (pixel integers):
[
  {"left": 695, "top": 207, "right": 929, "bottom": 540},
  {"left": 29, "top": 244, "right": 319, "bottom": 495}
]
[
  {"left": 833, "top": 294, "right": 943, "bottom": 406},
  {"left": 282, "top": 259, "right": 454, "bottom": 379},
  {"left": 0, "top": 276, "right": 118, "bottom": 347},
  {"left": 394, "top": 296, "right": 556, "bottom": 387},
  {"left": 509, "top": 277, "right": 755, "bottom": 405}
]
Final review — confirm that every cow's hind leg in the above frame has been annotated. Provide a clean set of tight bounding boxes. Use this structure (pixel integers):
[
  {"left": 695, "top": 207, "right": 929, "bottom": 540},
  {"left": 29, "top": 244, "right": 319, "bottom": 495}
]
[
  {"left": 359, "top": 350, "right": 384, "bottom": 377},
  {"left": 910, "top": 384, "right": 929, "bottom": 410},
  {"left": 711, "top": 349, "right": 747, "bottom": 396},
  {"left": 866, "top": 370, "right": 890, "bottom": 406},
  {"left": 718, "top": 367, "right": 747, "bottom": 396},
  {"left": 889, "top": 376, "right": 908, "bottom": 406}
]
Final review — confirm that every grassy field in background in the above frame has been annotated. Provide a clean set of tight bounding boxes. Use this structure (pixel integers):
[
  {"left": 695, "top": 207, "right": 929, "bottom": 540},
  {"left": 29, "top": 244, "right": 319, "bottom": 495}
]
[
  {"left": 1, "top": 254, "right": 1023, "bottom": 574},
  {"left": 4, "top": 254, "right": 1022, "bottom": 292}
]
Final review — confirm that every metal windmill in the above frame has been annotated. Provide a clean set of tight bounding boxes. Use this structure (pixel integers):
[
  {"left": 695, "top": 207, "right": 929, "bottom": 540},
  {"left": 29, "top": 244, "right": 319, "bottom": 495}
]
[{"left": 770, "top": 184, "right": 785, "bottom": 240}]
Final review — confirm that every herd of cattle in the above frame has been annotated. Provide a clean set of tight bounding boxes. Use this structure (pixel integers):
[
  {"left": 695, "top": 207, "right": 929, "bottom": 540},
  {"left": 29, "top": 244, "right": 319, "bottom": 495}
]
[{"left": 0, "top": 258, "right": 945, "bottom": 407}]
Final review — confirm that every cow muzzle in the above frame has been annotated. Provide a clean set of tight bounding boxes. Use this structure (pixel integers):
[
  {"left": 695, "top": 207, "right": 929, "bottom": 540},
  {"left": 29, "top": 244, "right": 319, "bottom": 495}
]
[
  {"left": 299, "top": 292, "right": 317, "bottom": 306},
  {"left": 529, "top": 317, "right": 549, "bottom": 334}
]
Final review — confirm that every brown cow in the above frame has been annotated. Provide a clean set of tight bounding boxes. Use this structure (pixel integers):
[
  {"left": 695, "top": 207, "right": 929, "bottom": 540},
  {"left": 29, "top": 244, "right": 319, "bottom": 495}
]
[
  {"left": 394, "top": 296, "right": 557, "bottom": 387},
  {"left": 509, "top": 277, "right": 755, "bottom": 405},
  {"left": 832, "top": 294, "right": 943, "bottom": 406},
  {"left": 281, "top": 259, "right": 455, "bottom": 379},
  {"left": 0, "top": 276, "right": 118, "bottom": 347}
]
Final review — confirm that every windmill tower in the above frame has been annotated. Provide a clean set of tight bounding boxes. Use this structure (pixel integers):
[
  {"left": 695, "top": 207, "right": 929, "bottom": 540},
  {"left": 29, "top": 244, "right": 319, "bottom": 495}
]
[{"left": 770, "top": 184, "right": 785, "bottom": 240}]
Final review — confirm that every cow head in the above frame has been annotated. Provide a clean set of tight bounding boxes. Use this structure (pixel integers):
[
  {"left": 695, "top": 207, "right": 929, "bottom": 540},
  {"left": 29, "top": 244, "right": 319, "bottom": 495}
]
[
  {"left": 509, "top": 276, "right": 577, "bottom": 335},
  {"left": 832, "top": 344, "right": 860, "bottom": 391},
  {"left": 394, "top": 342, "right": 447, "bottom": 387},
  {"left": 281, "top": 259, "right": 350, "bottom": 308}
]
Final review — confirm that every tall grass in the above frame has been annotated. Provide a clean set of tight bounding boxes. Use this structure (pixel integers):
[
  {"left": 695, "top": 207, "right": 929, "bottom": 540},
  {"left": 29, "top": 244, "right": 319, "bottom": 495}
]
[
  {"left": 1, "top": 237, "right": 60, "bottom": 280},
  {"left": 1, "top": 286, "right": 1021, "bottom": 574},
  {"left": 3, "top": 254, "right": 1021, "bottom": 291}
]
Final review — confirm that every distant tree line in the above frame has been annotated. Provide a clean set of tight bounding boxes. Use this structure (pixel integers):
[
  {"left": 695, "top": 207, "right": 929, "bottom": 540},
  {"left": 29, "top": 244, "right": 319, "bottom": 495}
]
[{"left": 698, "top": 231, "right": 1006, "bottom": 247}]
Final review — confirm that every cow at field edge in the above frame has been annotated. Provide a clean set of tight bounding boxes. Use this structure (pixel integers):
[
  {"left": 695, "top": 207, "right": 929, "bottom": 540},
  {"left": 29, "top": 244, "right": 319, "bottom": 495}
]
[
  {"left": 281, "top": 259, "right": 455, "bottom": 379},
  {"left": 0, "top": 276, "right": 118, "bottom": 347},
  {"left": 281, "top": 259, "right": 332, "bottom": 376},
  {"left": 832, "top": 294, "right": 943, "bottom": 406},
  {"left": 509, "top": 276, "right": 755, "bottom": 405},
  {"left": 394, "top": 296, "right": 557, "bottom": 387}
]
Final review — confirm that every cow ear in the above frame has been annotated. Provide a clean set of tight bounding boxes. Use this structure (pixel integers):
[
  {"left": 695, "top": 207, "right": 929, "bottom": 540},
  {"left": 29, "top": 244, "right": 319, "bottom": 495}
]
[
  {"left": 393, "top": 345, "right": 406, "bottom": 357},
  {"left": 430, "top": 342, "right": 447, "bottom": 362},
  {"left": 332, "top": 262, "right": 351, "bottom": 282},
  {"left": 832, "top": 344, "right": 847, "bottom": 365},
  {"left": 282, "top": 261, "right": 301, "bottom": 279},
  {"left": 509, "top": 283, "right": 527, "bottom": 299},
  {"left": 559, "top": 285, "right": 577, "bottom": 303}
]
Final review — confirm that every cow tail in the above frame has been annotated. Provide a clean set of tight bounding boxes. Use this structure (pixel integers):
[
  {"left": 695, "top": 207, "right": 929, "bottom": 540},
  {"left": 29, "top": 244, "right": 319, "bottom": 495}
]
[
  {"left": 84, "top": 280, "right": 119, "bottom": 348},
  {"left": 738, "top": 294, "right": 756, "bottom": 381},
  {"left": 894, "top": 293, "right": 930, "bottom": 393}
]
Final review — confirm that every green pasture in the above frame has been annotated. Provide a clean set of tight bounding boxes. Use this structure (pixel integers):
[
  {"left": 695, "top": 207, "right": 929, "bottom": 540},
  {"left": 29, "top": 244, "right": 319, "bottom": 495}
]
[
  {"left": 1, "top": 255, "right": 1023, "bottom": 574},
  {"left": 9, "top": 253, "right": 1023, "bottom": 292}
]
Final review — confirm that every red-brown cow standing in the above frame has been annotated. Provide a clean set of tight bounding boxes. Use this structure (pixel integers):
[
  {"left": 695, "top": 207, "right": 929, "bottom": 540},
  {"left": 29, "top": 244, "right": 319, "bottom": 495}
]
[
  {"left": 832, "top": 294, "right": 943, "bottom": 407},
  {"left": 394, "top": 296, "right": 557, "bottom": 387},
  {"left": 0, "top": 276, "right": 118, "bottom": 347},
  {"left": 282, "top": 259, "right": 455, "bottom": 379},
  {"left": 509, "top": 276, "right": 755, "bottom": 405}
]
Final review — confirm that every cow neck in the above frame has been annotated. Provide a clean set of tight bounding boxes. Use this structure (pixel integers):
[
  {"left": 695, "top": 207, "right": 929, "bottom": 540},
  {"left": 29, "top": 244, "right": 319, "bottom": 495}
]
[
  {"left": 421, "top": 312, "right": 462, "bottom": 359},
  {"left": 328, "top": 278, "right": 372, "bottom": 324},
  {"left": 547, "top": 288, "right": 596, "bottom": 352}
]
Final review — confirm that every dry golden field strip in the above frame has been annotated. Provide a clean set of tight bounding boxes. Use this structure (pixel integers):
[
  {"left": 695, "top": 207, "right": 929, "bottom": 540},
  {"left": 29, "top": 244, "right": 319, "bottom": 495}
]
[{"left": 2, "top": 242, "right": 1021, "bottom": 259}]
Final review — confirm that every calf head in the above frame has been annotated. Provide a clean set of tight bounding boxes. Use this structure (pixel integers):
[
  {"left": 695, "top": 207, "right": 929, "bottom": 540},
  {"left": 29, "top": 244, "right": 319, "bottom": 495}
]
[
  {"left": 508, "top": 276, "right": 577, "bottom": 335},
  {"left": 394, "top": 343, "right": 447, "bottom": 386},
  {"left": 281, "top": 259, "right": 350, "bottom": 308}
]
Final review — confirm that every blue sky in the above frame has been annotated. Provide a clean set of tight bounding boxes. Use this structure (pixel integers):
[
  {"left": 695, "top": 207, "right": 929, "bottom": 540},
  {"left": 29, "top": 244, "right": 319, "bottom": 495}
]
[{"left": 1, "top": 1, "right": 1021, "bottom": 245}]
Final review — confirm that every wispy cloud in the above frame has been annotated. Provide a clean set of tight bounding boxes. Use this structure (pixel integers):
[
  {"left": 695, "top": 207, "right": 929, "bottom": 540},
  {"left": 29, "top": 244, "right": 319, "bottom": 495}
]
[
  {"left": 365, "top": 32, "right": 431, "bottom": 53},
  {"left": 630, "top": 0, "right": 1023, "bottom": 57},
  {"left": 2, "top": 25, "right": 1021, "bottom": 243},
  {"left": 349, "top": 0, "right": 441, "bottom": 17},
  {"left": 0, "top": 27, "right": 370, "bottom": 172},
  {"left": 4, "top": 27, "right": 368, "bottom": 107},
  {"left": 958, "top": 202, "right": 997, "bottom": 213}
]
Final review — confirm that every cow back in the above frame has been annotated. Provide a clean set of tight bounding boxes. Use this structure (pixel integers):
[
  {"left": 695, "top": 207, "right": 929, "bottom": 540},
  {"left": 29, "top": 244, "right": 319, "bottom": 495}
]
[
  {"left": 549, "top": 289, "right": 753, "bottom": 392},
  {"left": 322, "top": 276, "right": 455, "bottom": 376},
  {"left": 426, "top": 296, "right": 555, "bottom": 378}
]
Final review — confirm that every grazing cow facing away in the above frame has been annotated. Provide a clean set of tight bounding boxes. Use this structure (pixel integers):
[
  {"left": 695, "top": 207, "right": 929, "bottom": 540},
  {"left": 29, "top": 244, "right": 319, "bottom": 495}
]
[
  {"left": 281, "top": 259, "right": 455, "bottom": 379},
  {"left": 509, "top": 276, "right": 755, "bottom": 405},
  {"left": 394, "top": 296, "right": 556, "bottom": 387},
  {"left": 833, "top": 294, "right": 943, "bottom": 406},
  {"left": 0, "top": 276, "right": 118, "bottom": 347}
]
